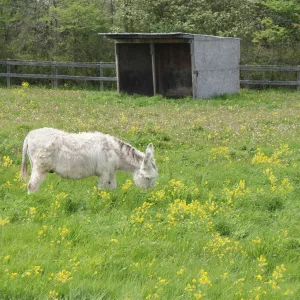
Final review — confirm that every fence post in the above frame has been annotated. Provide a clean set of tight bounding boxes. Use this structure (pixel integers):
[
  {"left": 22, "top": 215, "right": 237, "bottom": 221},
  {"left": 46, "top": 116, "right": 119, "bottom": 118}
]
[
  {"left": 245, "top": 69, "right": 249, "bottom": 89},
  {"left": 53, "top": 63, "right": 58, "bottom": 88},
  {"left": 100, "top": 63, "right": 104, "bottom": 91},
  {"left": 6, "top": 59, "right": 10, "bottom": 88},
  {"left": 297, "top": 66, "right": 300, "bottom": 91}
]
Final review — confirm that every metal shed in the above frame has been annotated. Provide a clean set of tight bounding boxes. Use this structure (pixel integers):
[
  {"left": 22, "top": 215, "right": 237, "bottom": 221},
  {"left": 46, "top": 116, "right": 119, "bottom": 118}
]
[{"left": 100, "top": 33, "right": 240, "bottom": 99}]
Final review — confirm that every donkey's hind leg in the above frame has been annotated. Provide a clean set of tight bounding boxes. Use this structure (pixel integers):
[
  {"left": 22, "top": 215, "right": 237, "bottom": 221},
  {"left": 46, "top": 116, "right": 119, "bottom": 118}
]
[{"left": 28, "top": 168, "right": 47, "bottom": 194}]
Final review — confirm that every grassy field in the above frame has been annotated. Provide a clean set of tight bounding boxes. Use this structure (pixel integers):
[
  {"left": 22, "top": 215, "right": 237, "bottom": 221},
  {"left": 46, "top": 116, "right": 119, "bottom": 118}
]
[{"left": 0, "top": 86, "right": 300, "bottom": 299}]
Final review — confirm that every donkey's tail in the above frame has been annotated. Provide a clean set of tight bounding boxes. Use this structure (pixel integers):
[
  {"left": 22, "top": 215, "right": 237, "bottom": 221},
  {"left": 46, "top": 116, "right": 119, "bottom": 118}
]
[{"left": 21, "top": 136, "right": 29, "bottom": 182}]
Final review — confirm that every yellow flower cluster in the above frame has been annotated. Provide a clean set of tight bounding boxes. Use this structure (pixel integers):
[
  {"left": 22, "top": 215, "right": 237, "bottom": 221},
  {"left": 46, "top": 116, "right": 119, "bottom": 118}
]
[
  {"left": 211, "top": 146, "right": 229, "bottom": 160},
  {"left": 38, "top": 225, "right": 48, "bottom": 238},
  {"left": 58, "top": 227, "right": 69, "bottom": 240},
  {"left": 130, "top": 202, "right": 153, "bottom": 226},
  {"left": 21, "top": 81, "right": 30, "bottom": 88},
  {"left": 223, "top": 179, "right": 249, "bottom": 205},
  {"left": 185, "top": 269, "right": 212, "bottom": 298},
  {"left": 0, "top": 217, "right": 9, "bottom": 227},
  {"left": 149, "top": 179, "right": 199, "bottom": 204},
  {"left": 145, "top": 276, "right": 169, "bottom": 299},
  {"left": 264, "top": 168, "right": 293, "bottom": 195},
  {"left": 167, "top": 199, "right": 212, "bottom": 230},
  {"left": 1, "top": 181, "right": 12, "bottom": 189},
  {"left": 69, "top": 257, "right": 80, "bottom": 272},
  {"left": 149, "top": 189, "right": 166, "bottom": 202},
  {"left": 257, "top": 255, "right": 268, "bottom": 268},
  {"left": 50, "top": 193, "right": 69, "bottom": 216},
  {"left": 252, "top": 144, "right": 291, "bottom": 165},
  {"left": 205, "top": 233, "right": 246, "bottom": 259},
  {"left": 55, "top": 192, "right": 69, "bottom": 200},
  {"left": 21, "top": 265, "right": 43, "bottom": 278},
  {"left": 48, "top": 290, "right": 59, "bottom": 300},
  {"left": 26, "top": 207, "right": 37, "bottom": 221},
  {"left": 98, "top": 189, "right": 111, "bottom": 200},
  {"left": 122, "top": 179, "right": 133, "bottom": 191},
  {"left": 272, "top": 264, "right": 286, "bottom": 280},
  {"left": 55, "top": 269, "right": 72, "bottom": 283},
  {"left": 198, "top": 269, "right": 212, "bottom": 286},
  {"left": 1, "top": 155, "right": 13, "bottom": 167}
]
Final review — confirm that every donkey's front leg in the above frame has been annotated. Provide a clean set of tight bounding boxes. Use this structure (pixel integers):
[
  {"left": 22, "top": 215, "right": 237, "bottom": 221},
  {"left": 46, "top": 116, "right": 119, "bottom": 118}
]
[{"left": 98, "top": 173, "right": 117, "bottom": 189}]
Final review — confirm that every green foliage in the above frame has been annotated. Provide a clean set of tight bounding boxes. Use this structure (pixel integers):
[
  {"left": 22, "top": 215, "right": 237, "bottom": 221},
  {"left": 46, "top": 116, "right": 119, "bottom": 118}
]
[
  {"left": 0, "top": 88, "right": 300, "bottom": 299},
  {"left": 254, "top": 0, "right": 300, "bottom": 45},
  {"left": 114, "top": 0, "right": 258, "bottom": 38},
  {"left": 0, "top": 0, "right": 112, "bottom": 61},
  {"left": 0, "top": 0, "right": 299, "bottom": 64}
]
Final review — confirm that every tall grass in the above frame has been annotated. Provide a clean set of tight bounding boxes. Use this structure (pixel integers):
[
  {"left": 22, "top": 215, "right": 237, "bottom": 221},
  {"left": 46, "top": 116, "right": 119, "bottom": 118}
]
[{"left": 0, "top": 86, "right": 299, "bottom": 299}]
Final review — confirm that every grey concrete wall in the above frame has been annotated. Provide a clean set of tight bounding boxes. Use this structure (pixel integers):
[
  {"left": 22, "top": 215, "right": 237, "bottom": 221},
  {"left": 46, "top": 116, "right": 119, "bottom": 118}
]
[{"left": 193, "top": 35, "right": 240, "bottom": 98}]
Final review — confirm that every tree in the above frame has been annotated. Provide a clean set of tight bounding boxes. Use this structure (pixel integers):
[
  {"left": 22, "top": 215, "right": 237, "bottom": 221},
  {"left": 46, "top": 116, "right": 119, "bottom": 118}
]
[
  {"left": 47, "top": 0, "right": 110, "bottom": 61},
  {"left": 113, "top": 0, "right": 258, "bottom": 39},
  {"left": 253, "top": 0, "right": 300, "bottom": 45}
]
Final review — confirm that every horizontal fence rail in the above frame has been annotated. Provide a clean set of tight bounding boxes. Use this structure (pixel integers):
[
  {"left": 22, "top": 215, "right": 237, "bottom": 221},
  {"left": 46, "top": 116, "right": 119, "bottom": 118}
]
[
  {"left": 0, "top": 59, "right": 116, "bottom": 90},
  {"left": 0, "top": 60, "right": 299, "bottom": 89},
  {"left": 240, "top": 65, "right": 300, "bottom": 87}
]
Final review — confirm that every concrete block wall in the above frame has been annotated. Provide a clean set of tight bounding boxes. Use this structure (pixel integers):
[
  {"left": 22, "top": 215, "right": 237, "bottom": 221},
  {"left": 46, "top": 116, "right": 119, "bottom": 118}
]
[{"left": 193, "top": 35, "right": 240, "bottom": 98}]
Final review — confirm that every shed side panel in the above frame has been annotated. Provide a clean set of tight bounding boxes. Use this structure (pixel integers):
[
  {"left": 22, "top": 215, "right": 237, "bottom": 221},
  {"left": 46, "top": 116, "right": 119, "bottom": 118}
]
[{"left": 193, "top": 38, "right": 240, "bottom": 98}]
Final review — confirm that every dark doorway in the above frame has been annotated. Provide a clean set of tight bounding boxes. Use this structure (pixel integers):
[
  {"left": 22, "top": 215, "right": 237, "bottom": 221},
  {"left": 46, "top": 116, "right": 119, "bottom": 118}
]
[
  {"left": 118, "top": 44, "right": 153, "bottom": 96},
  {"left": 155, "top": 43, "right": 192, "bottom": 97}
]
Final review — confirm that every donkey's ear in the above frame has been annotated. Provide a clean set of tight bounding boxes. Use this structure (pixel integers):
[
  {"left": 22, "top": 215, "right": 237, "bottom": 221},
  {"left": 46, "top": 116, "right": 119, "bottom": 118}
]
[
  {"left": 146, "top": 143, "right": 154, "bottom": 155},
  {"left": 144, "top": 143, "right": 154, "bottom": 164}
]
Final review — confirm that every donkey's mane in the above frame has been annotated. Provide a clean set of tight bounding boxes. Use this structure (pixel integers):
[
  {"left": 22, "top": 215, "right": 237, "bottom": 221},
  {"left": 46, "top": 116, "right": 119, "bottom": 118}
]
[{"left": 113, "top": 137, "right": 144, "bottom": 166}]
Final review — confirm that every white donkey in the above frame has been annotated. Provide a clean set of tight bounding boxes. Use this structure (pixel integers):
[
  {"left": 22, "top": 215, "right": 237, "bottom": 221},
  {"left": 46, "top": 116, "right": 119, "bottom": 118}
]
[{"left": 21, "top": 127, "right": 158, "bottom": 194}]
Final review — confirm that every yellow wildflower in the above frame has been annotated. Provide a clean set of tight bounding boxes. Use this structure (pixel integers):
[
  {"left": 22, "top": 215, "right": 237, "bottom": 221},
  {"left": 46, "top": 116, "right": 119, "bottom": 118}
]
[
  {"left": 58, "top": 227, "right": 69, "bottom": 241},
  {"left": 177, "top": 267, "right": 185, "bottom": 275},
  {"left": 10, "top": 272, "right": 18, "bottom": 279},
  {"left": 256, "top": 274, "right": 263, "bottom": 281},
  {"left": 194, "top": 291, "right": 205, "bottom": 299},
  {"left": 48, "top": 290, "right": 59, "bottom": 300},
  {"left": 122, "top": 179, "right": 133, "bottom": 192},
  {"left": 272, "top": 264, "right": 286, "bottom": 280},
  {"left": 0, "top": 217, "right": 9, "bottom": 227},
  {"left": 211, "top": 146, "right": 229, "bottom": 160},
  {"left": 251, "top": 237, "right": 261, "bottom": 245},
  {"left": 56, "top": 269, "right": 72, "bottom": 283},
  {"left": 2, "top": 156, "right": 13, "bottom": 167},
  {"left": 3, "top": 255, "right": 10, "bottom": 262},
  {"left": 22, "top": 271, "right": 32, "bottom": 278},
  {"left": 33, "top": 265, "right": 43, "bottom": 276},
  {"left": 21, "top": 81, "right": 30, "bottom": 88},
  {"left": 199, "top": 269, "right": 212, "bottom": 286},
  {"left": 257, "top": 255, "right": 268, "bottom": 268}
]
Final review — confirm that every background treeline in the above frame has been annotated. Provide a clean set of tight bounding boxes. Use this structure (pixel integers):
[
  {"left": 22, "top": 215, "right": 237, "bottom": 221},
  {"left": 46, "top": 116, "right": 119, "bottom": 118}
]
[{"left": 0, "top": 0, "right": 299, "bottom": 64}]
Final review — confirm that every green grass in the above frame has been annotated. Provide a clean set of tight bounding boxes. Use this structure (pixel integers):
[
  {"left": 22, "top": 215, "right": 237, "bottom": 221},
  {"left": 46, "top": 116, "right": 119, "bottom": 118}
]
[{"left": 0, "top": 86, "right": 300, "bottom": 299}]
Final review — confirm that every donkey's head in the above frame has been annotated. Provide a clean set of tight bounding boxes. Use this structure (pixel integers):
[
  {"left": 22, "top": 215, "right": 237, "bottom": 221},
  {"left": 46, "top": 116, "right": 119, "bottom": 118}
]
[{"left": 134, "top": 143, "right": 158, "bottom": 189}]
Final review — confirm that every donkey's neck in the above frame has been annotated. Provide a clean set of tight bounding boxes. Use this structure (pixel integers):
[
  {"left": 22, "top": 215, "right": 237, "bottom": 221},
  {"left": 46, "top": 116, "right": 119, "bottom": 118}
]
[{"left": 113, "top": 138, "right": 144, "bottom": 172}]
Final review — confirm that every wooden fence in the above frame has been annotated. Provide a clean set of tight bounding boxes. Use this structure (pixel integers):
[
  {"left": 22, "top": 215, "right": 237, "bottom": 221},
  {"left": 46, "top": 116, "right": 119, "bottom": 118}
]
[
  {"left": 0, "top": 60, "right": 300, "bottom": 89},
  {"left": 0, "top": 60, "right": 116, "bottom": 90},
  {"left": 240, "top": 65, "right": 300, "bottom": 88}
]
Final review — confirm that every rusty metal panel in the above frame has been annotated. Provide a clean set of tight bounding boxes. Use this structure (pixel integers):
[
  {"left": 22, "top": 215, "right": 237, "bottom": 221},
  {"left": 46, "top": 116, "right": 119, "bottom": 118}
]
[
  {"left": 117, "top": 43, "right": 153, "bottom": 96},
  {"left": 155, "top": 43, "right": 192, "bottom": 97}
]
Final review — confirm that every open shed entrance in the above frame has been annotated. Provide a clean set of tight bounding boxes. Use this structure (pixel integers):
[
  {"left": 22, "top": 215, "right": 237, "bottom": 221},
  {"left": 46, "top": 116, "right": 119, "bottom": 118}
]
[
  {"left": 116, "top": 42, "right": 192, "bottom": 97},
  {"left": 118, "top": 44, "right": 153, "bottom": 96},
  {"left": 155, "top": 43, "right": 192, "bottom": 97}
]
